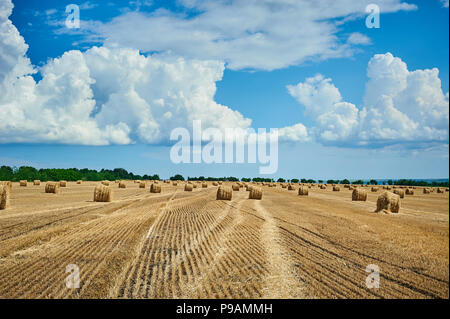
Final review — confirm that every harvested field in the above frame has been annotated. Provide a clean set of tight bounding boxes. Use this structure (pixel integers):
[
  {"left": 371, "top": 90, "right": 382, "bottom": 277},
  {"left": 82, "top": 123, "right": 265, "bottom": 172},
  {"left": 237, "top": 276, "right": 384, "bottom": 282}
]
[{"left": 0, "top": 182, "right": 447, "bottom": 299}]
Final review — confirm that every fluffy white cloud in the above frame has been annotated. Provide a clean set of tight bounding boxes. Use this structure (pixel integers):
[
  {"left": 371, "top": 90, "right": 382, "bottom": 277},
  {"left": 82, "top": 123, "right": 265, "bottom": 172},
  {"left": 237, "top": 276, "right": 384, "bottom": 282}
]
[
  {"left": 82, "top": 0, "right": 415, "bottom": 71},
  {"left": 0, "top": 0, "right": 251, "bottom": 145},
  {"left": 287, "top": 53, "right": 449, "bottom": 147}
]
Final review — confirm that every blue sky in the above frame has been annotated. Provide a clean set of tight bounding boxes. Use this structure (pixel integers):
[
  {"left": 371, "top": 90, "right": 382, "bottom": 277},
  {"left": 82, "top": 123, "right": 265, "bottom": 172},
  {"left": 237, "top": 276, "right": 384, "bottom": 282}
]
[{"left": 0, "top": 0, "right": 449, "bottom": 179}]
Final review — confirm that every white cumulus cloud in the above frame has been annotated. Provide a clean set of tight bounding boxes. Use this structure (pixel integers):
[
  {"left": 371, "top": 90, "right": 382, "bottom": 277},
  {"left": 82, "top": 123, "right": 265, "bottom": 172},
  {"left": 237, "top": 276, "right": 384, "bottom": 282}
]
[{"left": 287, "top": 53, "right": 449, "bottom": 148}]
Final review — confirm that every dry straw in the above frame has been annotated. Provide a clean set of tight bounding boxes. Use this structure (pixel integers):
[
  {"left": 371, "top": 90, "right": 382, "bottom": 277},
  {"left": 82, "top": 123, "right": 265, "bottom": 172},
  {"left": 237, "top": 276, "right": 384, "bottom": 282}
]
[
  {"left": 45, "top": 182, "right": 60, "bottom": 194},
  {"left": 288, "top": 184, "right": 295, "bottom": 191},
  {"left": 217, "top": 186, "right": 232, "bottom": 200},
  {"left": 423, "top": 188, "right": 430, "bottom": 194},
  {"left": 405, "top": 188, "right": 414, "bottom": 195},
  {"left": 172, "top": 182, "right": 178, "bottom": 186},
  {"left": 139, "top": 182, "right": 146, "bottom": 189},
  {"left": 119, "top": 182, "right": 126, "bottom": 188},
  {"left": 33, "top": 180, "right": 41, "bottom": 186},
  {"left": 0, "top": 181, "right": 12, "bottom": 192},
  {"left": 232, "top": 184, "right": 240, "bottom": 191},
  {"left": 94, "top": 185, "right": 113, "bottom": 202},
  {"left": 0, "top": 185, "right": 10, "bottom": 210},
  {"left": 333, "top": 186, "right": 340, "bottom": 192},
  {"left": 249, "top": 187, "right": 263, "bottom": 200},
  {"left": 101, "top": 181, "right": 110, "bottom": 186},
  {"left": 202, "top": 183, "right": 208, "bottom": 188},
  {"left": 60, "top": 181, "right": 67, "bottom": 187},
  {"left": 376, "top": 191, "right": 400, "bottom": 213},
  {"left": 371, "top": 187, "right": 378, "bottom": 192},
  {"left": 352, "top": 188, "right": 367, "bottom": 201},
  {"left": 184, "top": 184, "right": 193, "bottom": 192},
  {"left": 20, "top": 180, "right": 27, "bottom": 187},
  {"left": 150, "top": 183, "right": 161, "bottom": 193},
  {"left": 393, "top": 189, "right": 405, "bottom": 198},
  {"left": 298, "top": 186, "right": 309, "bottom": 196}
]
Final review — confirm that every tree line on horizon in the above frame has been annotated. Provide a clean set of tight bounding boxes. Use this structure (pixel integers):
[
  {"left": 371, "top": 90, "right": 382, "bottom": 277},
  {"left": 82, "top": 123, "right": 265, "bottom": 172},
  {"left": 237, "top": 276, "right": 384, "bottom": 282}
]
[{"left": 0, "top": 166, "right": 448, "bottom": 187}]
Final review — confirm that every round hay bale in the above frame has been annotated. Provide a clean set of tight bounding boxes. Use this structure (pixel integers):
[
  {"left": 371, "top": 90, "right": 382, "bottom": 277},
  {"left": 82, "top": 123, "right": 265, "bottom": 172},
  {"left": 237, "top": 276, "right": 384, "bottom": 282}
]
[
  {"left": 172, "top": 182, "right": 178, "bottom": 186},
  {"left": 376, "top": 191, "right": 400, "bottom": 213},
  {"left": 249, "top": 187, "right": 263, "bottom": 200},
  {"left": 393, "top": 189, "right": 405, "bottom": 199},
  {"left": 20, "top": 180, "right": 27, "bottom": 187},
  {"left": 281, "top": 184, "right": 287, "bottom": 189},
  {"left": 216, "top": 186, "right": 232, "bottom": 200},
  {"left": 45, "top": 182, "right": 60, "bottom": 194},
  {"left": 101, "top": 181, "right": 110, "bottom": 186},
  {"left": 298, "top": 186, "right": 309, "bottom": 196},
  {"left": 246, "top": 185, "right": 253, "bottom": 192},
  {"left": 0, "top": 185, "right": 11, "bottom": 210},
  {"left": 371, "top": 187, "right": 378, "bottom": 192},
  {"left": 288, "top": 184, "right": 295, "bottom": 191},
  {"left": 94, "top": 185, "right": 113, "bottom": 202},
  {"left": 77, "top": 180, "right": 82, "bottom": 184},
  {"left": 119, "top": 182, "right": 126, "bottom": 189},
  {"left": 0, "top": 181, "right": 12, "bottom": 192},
  {"left": 202, "top": 183, "right": 208, "bottom": 188},
  {"left": 437, "top": 188, "right": 444, "bottom": 193},
  {"left": 232, "top": 184, "right": 240, "bottom": 191},
  {"left": 218, "top": 181, "right": 223, "bottom": 185},
  {"left": 150, "top": 183, "right": 161, "bottom": 193},
  {"left": 139, "top": 182, "right": 146, "bottom": 189},
  {"left": 184, "top": 184, "right": 193, "bottom": 192},
  {"left": 405, "top": 188, "right": 414, "bottom": 195},
  {"left": 352, "top": 188, "right": 367, "bottom": 201},
  {"left": 33, "top": 180, "right": 41, "bottom": 186},
  {"left": 193, "top": 184, "right": 198, "bottom": 188},
  {"left": 212, "top": 182, "right": 218, "bottom": 186},
  {"left": 333, "top": 186, "right": 340, "bottom": 192},
  {"left": 60, "top": 181, "right": 67, "bottom": 187},
  {"left": 423, "top": 188, "right": 430, "bottom": 194}
]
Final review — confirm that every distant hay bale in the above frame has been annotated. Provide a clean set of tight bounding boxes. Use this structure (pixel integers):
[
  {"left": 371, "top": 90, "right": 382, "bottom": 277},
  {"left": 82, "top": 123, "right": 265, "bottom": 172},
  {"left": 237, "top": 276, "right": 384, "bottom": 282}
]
[
  {"left": 33, "top": 180, "right": 41, "bottom": 186},
  {"left": 298, "top": 186, "right": 309, "bottom": 196},
  {"left": 393, "top": 189, "right": 405, "bottom": 199},
  {"left": 60, "top": 181, "right": 67, "bottom": 187},
  {"left": 184, "top": 184, "right": 193, "bottom": 192},
  {"left": 249, "top": 187, "right": 263, "bottom": 200},
  {"left": 77, "top": 180, "right": 82, "bottom": 184},
  {"left": 376, "top": 191, "right": 400, "bottom": 213},
  {"left": 216, "top": 186, "right": 232, "bottom": 200},
  {"left": 232, "top": 184, "right": 240, "bottom": 191},
  {"left": 94, "top": 185, "right": 113, "bottom": 202},
  {"left": 218, "top": 181, "right": 223, "bottom": 185},
  {"left": 437, "top": 188, "right": 444, "bottom": 193},
  {"left": 246, "top": 185, "right": 253, "bottom": 192},
  {"left": 288, "top": 184, "right": 295, "bottom": 191},
  {"left": 115, "top": 180, "right": 120, "bottom": 184},
  {"left": 212, "top": 182, "right": 218, "bottom": 186},
  {"left": 319, "top": 185, "right": 327, "bottom": 189},
  {"left": 20, "top": 180, "right": 27, "bottom": 187},
  {"left": 172, "top": 182, "right": 178, "bottom": 186},
  {"left": 154, "top": 181, "right": 159, "bottom": 184},
  {"left": 135, "top": 180, "right": 140, "bottom": 184},
  {"left": 101, "top": 181, "right": 110, "bottom": 186},
  {"left": 423, "top": 188, "right": 431, "bottom": 194},
  {"left": 0, "top": 185, "right": 10, "bottom": 210},
  {"left": 371, "top": 187, "right": 378, "bottom": 192},
  {"left": 150, "top": 183, "right": 161, "bottom": 193},
  {"left": 202, "top": 183, "right": 208, "bottom": 188},
  {"left": 119, "top": 182, "right": 126, "bottom": 189},
  {"left": 344, "top": 185, "right": 350, "bottom": 188},
  {"left": 352, "top": 188, "right": 367, "bottom": 201},
  {"left": 405, "top": 188, "right": 414, "bottom": 195},
  {"left": 139, "top": 182, "right": 146, "bottom": 189},
  {"left": 45, "top": 182, "right": 60, "bottom": 194},
  {"left": 333, "top": 186, "right": 340, "bottom": 192},
  {"left": 193, "top": 184, "right": 198, "bottom": 188},
  {"left": 281, "top": 184, "right": 287, "bottom": 189}
]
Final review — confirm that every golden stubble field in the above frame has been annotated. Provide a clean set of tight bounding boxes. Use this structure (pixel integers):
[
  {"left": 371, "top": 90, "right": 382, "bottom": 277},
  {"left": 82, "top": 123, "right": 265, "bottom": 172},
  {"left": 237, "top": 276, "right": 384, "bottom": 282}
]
[{"left": 0, "top": 181, "right": 448, "bottom": 299}]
